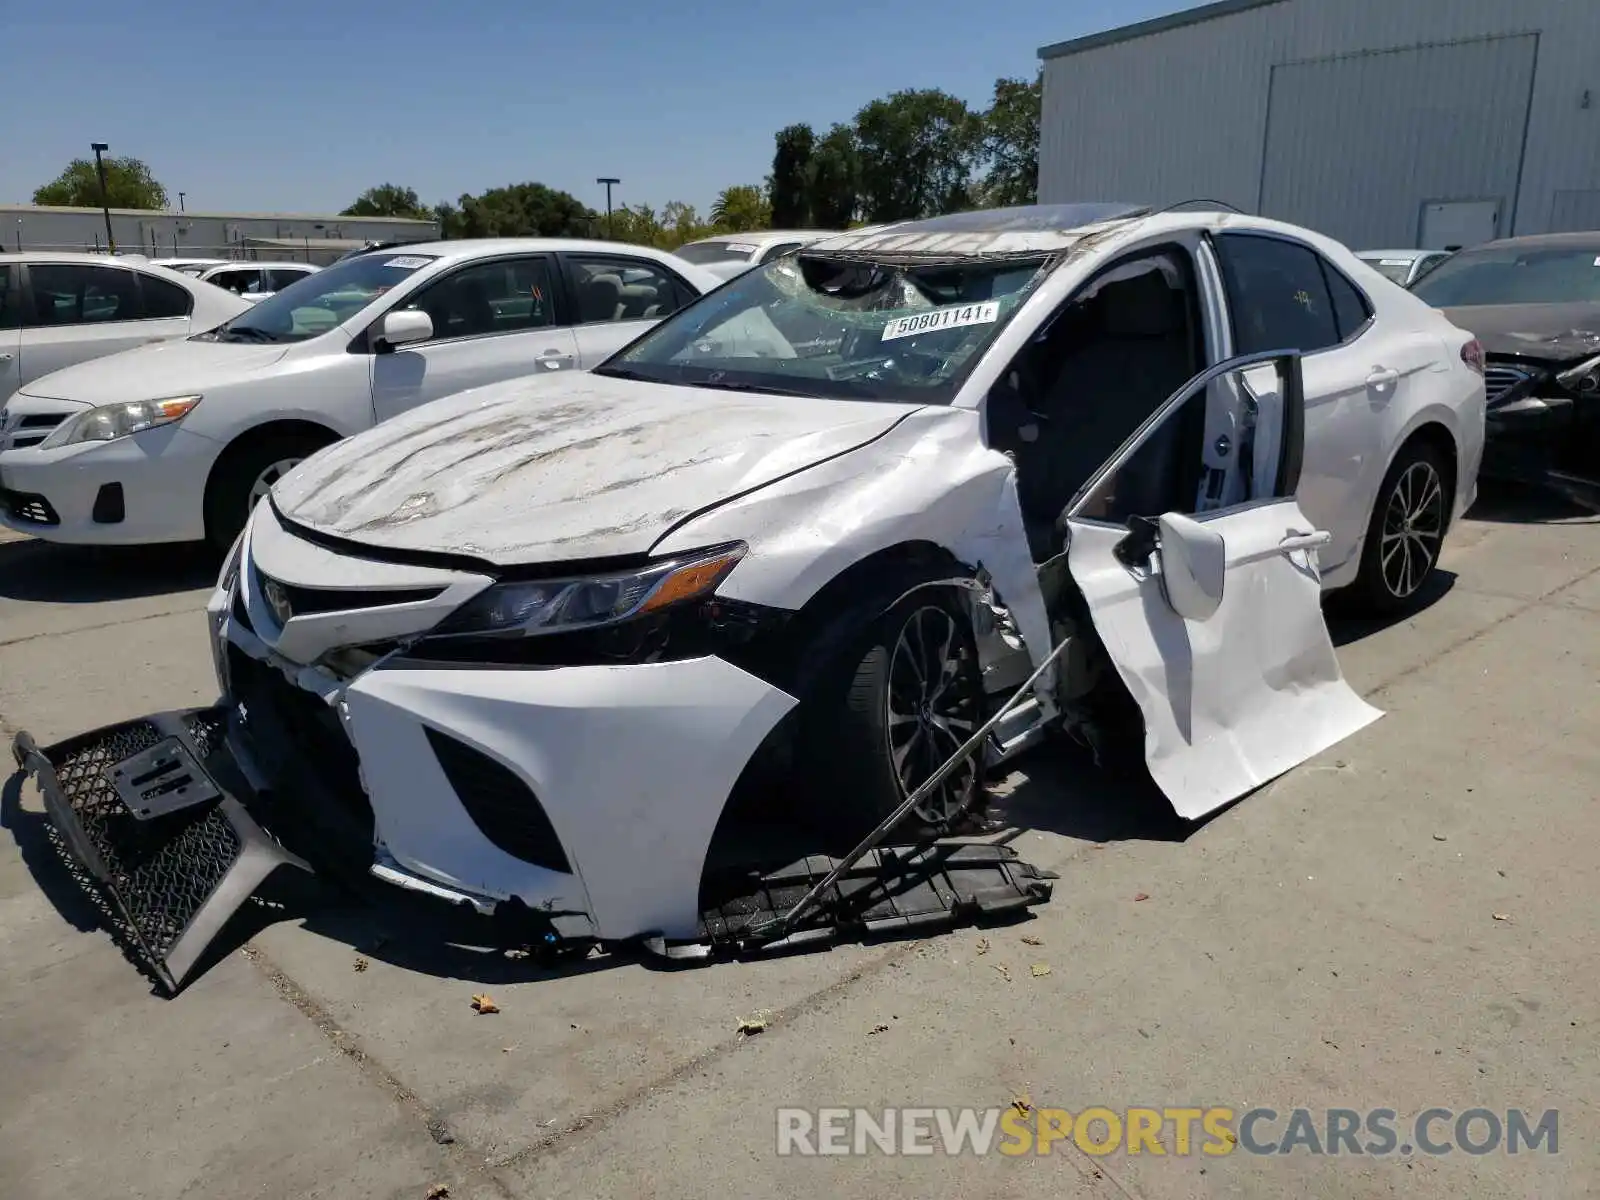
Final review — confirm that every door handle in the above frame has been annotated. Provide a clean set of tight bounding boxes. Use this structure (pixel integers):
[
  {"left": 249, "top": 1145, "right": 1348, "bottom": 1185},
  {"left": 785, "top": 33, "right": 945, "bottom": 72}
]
[
  {"left": 1366, "top": 366, "right": 1400, "bottom": 388},
  {"left": 1279, "top": 528, "right": 1332, "bottom": 554},
  {"left": 538, "top": 352, "right": 574, "bottom": 370}
]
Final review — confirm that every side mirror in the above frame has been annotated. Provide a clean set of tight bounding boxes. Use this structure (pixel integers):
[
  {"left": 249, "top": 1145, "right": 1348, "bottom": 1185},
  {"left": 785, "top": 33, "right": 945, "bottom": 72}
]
[
  {"left": 984, "top": 370, "right": 1040, "bottom": 452},
  {"left": 1156, "top": 512, "right": 1225, "bottom": 622},
  {"left": 375, "top": 309, "right": 433, "bottom": 351}
]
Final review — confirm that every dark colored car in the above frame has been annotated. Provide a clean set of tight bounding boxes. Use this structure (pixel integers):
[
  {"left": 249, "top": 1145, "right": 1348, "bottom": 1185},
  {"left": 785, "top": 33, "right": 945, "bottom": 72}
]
[{"left": 1409, "top": 232, "right": 1600, "bottom": 502}]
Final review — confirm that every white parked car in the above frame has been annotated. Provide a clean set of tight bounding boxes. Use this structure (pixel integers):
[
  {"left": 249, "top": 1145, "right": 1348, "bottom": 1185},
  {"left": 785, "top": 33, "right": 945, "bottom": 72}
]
[
  {"left": 0, "top": 239, "right": 719, "bottom": 548},
  {"left": 674, "top": 230, "right": 838, "bottom": 280},
  {"left": 197, "top": 260, "right": 321, "bottom": 302},
  {"left": 0, "top": 253, "right": 249, "bottom": 412},
  {"left": 1357, "top": 249, "right": 1455, "bottom": 287},
  {"left": 154, "top": 204, "right": 1484, "bottom": 953}
]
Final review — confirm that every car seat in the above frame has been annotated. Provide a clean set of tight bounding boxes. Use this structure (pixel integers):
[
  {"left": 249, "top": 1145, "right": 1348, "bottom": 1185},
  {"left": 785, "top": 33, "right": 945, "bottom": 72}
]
[{"left": 579, "top": 273, "right": 623, "bottom": 323}]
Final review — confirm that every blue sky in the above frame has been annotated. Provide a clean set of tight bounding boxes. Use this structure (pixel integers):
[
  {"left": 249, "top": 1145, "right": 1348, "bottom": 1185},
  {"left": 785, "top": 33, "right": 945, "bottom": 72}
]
[{"left": 7, "top": 0, "right": 1186, "bottom": 218}]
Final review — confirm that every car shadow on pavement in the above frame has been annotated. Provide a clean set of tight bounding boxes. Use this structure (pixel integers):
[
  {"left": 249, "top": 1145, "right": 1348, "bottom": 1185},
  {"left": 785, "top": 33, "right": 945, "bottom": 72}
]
[
  {"left": 0, "top": 538, "right": 218, "bottom": 603},
  {"left": 984, "top": 737, "right": 1191, "bottom": 847},
  {"left": 1324, "top": 567, "right": 1458, "bottom": 648},
  {"left": 1466, "top": 479, "right": 1600, "bottom": 524}
]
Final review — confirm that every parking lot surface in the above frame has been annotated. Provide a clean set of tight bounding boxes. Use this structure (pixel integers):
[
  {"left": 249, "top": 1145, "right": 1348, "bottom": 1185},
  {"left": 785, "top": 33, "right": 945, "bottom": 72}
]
[{"left": 2, "top": 490, "right": 1597, "bottom": 1199}]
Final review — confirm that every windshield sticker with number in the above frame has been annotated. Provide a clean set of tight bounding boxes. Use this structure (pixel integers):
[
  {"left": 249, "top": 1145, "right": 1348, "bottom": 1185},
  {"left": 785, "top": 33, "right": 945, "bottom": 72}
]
[
  {"left": 881, "top": 300, "right": 1002, "bottom": 342},
  {"left": 383, "top": 256, "right": 432, "bottom": 269}
]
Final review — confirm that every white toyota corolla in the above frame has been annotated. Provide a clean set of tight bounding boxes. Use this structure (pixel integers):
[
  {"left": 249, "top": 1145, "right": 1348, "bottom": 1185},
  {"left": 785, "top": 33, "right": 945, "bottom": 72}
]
[
  {"left": 16, "top": 204, "right": 1486, "bottom": 984},
  {"left": 0, "top": 239, "right": 719, "bottom": 549}
]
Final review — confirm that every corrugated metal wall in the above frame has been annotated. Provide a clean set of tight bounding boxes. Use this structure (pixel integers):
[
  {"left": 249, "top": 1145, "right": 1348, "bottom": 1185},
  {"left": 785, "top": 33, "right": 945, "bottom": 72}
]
[
  {"left": 1259, "top": 35, "right": 1538, "bottom": 246},
  {"left": 1038, "top": 0, "right": 1600, "bottom": 244}
]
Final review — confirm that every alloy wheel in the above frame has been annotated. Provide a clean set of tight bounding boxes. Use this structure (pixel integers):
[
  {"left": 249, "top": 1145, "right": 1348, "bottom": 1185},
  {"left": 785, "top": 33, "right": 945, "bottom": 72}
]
[
  {"left": 247, "top": 457, "right": 305, "bottom": 511},
  {"left": 1379, "top": 460, "right": 1445, "bottom": 599},
  {"left": 884, "top": 604, "right": 981, "bottom": 825}
]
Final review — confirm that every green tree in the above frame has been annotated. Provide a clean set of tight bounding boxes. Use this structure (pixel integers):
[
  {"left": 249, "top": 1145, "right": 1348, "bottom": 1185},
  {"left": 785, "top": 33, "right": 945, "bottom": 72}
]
[
  {"left": 769, "top": 124, "right": 815, "bottom": 227},
  {"left": 979, "top": 73, "right": 1042, "bottom": 207},
  {"left": 342, "top": 183, "right": 431, "bottom": 219},
  {"left": 33, "top": 155, "right": 169, "bottom": 209},
  {"left": 606, "top": 204, "right": 666, "bottom": 246},
  {"left": 852, "top": 89, "right": 982, "bottom": 222},
  {"left": 807, "top": 124, "right": 860, "bottom": 228},
  {"left": 662, "top": 201, "right": 709, "bottom": 247},
  {"left": 453, "top": 183, "right": 595, "bottom": 237},
  {"left": 711, "top": 185, "right": 770, "bottom": 232}
]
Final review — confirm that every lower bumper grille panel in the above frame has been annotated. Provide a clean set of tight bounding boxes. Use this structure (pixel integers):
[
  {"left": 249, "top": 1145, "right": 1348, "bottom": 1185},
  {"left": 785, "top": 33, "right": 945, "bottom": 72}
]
[{"left": 11, "top": 708, "right": 310, "bottom": 995}]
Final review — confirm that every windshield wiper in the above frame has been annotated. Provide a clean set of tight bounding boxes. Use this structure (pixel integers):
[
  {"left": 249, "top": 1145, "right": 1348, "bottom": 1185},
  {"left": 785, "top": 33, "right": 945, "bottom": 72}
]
[
  {"left": 686, "top": 377, "right": 830, "bottom": 400},
  {"left": 215, "top": 326, "right": 281, "bottom": 343}
]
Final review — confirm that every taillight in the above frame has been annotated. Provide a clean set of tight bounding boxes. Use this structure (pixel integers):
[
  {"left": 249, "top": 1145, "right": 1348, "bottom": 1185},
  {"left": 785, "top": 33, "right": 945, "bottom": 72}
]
[{"left": 1461, "top": 338, "right": 1486, "bottom": 375}]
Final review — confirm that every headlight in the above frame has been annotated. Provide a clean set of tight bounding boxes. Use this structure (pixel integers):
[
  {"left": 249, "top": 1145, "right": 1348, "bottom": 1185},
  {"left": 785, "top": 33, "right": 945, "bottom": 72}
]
[
  {"left": 1556, "top": 355, "right": 1600, "bottom": 395},
  {"left": 38, "top": 395, "right": 202, "bottom": 449},
  {"left": 434, "top": 543, "right": 746, "bottom": 638}
]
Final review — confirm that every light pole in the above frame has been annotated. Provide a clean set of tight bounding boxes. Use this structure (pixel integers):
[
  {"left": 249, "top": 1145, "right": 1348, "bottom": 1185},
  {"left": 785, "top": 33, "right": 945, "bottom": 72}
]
[
  {"left": 596, "top": 177, "right": 620, "bottom": 237},
  {"left": 178, "top": 191, "right": 186, "bottom": 213},
  {"left": 90, "top": 142, "right": 115, "bottom": 253}
]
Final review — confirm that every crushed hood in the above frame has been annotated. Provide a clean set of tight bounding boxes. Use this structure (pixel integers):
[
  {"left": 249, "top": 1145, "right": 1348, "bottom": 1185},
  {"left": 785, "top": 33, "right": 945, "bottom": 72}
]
[
  {"left": 18, "top": 339, "right": 291, "bottom": 404},
  {"left": 1440, "top": 304, "right": 1600, "bottom": 363},
  {"left": 272, "top": 371, "right": 921, "bottom": 565}
]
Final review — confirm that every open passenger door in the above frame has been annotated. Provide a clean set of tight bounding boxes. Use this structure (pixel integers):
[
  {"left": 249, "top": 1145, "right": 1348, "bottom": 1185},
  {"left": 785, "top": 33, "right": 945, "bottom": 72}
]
[{"left": 1062, "top": 350, "right": 1382, "bottom": 820}]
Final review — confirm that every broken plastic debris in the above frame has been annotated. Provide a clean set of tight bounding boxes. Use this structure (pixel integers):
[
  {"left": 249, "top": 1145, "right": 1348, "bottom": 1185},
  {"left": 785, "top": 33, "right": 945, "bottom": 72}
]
[
  {"left": 1031, "top": 963, "right": 1051, "bottom": 977},
  {"left": 471, "top": 994, "right": 500, "bottom": 1014},
  {"left": 353, "top": 957, "right": 370, "bottom": 972},
  {"left": 737, "top": 1011, "right": 772, "bottom": 1036},
  {"left": 1134, "top": 892, "right": 1150, "bottom": 902}
]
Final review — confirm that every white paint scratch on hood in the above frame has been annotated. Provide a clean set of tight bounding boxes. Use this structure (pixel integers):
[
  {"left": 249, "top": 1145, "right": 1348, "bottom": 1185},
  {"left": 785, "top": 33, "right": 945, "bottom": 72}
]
[{"left": 272, "top": 371, "right": 922, "bottom": 565}]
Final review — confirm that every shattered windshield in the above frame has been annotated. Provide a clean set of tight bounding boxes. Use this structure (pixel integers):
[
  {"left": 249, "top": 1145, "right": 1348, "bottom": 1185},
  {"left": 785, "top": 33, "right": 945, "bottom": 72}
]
[
  {"left": 596, "top": 252, "right": 1049, "bottom": 403},
  {"left": 199, "top": 252, "right": 438, "bottom": 343},
  {"left": 1410, "top": 245, "right": 1600, "bottom": 307}
]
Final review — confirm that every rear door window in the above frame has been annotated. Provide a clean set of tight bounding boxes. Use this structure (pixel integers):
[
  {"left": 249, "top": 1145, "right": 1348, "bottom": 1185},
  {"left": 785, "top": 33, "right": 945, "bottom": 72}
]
[
  {"left": 0, "top": 266, "right": 19, "bottom": 330},
  {"left": 26, "top": 263, "right": 145, "bottom": 326},
  {"left": 564, "top": 255, "right": 692, "bottom": 323},
  {"left": 1214, "top": 234, "right": 1341, "bottom": 355}
]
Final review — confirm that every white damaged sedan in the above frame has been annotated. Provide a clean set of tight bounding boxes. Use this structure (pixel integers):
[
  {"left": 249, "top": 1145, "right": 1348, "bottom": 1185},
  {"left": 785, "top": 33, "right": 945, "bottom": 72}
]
[{"left": 14, "top": 204, "right": 1486, "bottom": 986}]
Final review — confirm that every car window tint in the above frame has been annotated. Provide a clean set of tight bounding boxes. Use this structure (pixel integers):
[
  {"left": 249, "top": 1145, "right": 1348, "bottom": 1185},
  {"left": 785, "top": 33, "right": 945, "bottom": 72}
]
[
  {"left": 27, "top": 263, "right": 143, "bottom": 326},
  {"left": 0, "top": 266, "right": 18, "bottom": 330},
  {"left": 567, "top": 256, "right": 688, "bottom": 323},
  {"left": 1215, "top": 234, "right": 1340, "bottom": 354},
  {"left": 267, "top": 268, "right": 310, "bottom": 291},
  {"left": 139, "top": 272, "right": 194, "bottom": 318},
  {"left": 1321, "top": 261, "right": 1371, "bottom": 342},
  {"left": 210, "top": 268, "right": 260, "bottom": 295},
  {"left": 401, "top": 257, "right": 556, "bottom": 339}
]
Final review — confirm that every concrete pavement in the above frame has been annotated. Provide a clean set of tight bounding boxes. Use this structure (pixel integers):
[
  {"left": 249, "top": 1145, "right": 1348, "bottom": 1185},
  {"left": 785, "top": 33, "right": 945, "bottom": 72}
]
[{"left": 1, "top": 491, "right": 1596, "bottom": 1199}]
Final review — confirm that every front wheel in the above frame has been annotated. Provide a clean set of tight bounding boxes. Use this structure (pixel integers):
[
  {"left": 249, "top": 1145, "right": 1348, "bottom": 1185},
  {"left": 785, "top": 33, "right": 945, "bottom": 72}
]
[
  {"left": 806, "top": 579, "right": 986, "bottom": 838},
  {"left": 203, "top": 432, "right": 331, "bottom": 552},
  {"left": 1348, "top": 440, "right": 1450, "bottom": 614}
]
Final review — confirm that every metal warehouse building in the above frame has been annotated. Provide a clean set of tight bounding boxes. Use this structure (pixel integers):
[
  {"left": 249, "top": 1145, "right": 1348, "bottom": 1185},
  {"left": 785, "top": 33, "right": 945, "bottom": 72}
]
[{"left": 1038, "top": 0, "right": 1600, "bottom": 250}]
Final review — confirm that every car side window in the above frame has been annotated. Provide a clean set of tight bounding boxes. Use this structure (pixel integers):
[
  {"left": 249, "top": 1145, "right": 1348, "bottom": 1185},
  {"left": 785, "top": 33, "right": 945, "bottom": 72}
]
[
  {"left": 0, "top": 266, "right": 18, "bottom": 330},
  {"left": 210, "top": 268, "right": 259, "bottom": 295},
  {"left": 758, "top": 241, "right": 805, "bottom": 264},
  {"left": 267, "top": 268, "right": 310, "bottom": 291},
  {"left": 1321, "top": 261, "right": 1372, "bottom": 342},
  {"left": 1214, "top": 234, "right": 1340, "bottom": 355},
  {"left": 567, "top": 255, "right": 689, "bottom": 324},
  {"left": 138, "top": 273, "right": 194, "bottom": 319},
  {"left": 400, "top": 257, "right": 556, "bottom": 340},
  {"left": 26, "top": 264, "right": 144, "bottom": 326}
]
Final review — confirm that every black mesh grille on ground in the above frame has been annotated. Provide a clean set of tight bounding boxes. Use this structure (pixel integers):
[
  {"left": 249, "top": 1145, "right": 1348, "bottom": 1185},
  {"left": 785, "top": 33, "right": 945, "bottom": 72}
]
[
  {"left": 46, "top": 721, "right": 241, "bottom": 960},
  {"left": 424, "top": 729, "right": 571, "bottom": 873}
]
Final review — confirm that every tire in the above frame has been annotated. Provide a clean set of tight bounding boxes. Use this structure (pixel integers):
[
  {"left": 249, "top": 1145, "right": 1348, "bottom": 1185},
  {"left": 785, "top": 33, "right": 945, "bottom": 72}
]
[
  {"left": 802, "top": 567, "right": 986, "bottom": 839},
  {"left": 1347, "top": 439, "right": 1451, "bottom": 615},
  {"left": 203, "top": 431, "right": 331, "bottom": 552}
]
